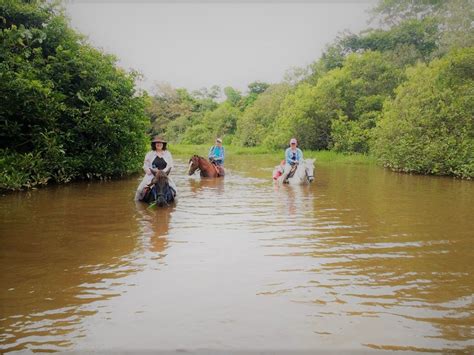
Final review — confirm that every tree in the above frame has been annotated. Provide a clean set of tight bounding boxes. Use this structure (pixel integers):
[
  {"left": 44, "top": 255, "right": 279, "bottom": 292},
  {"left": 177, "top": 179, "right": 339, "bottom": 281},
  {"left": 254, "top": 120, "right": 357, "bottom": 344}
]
[
  {"left": 0, "top": 0, "right": 148, "bottom": 190},
  {"left": 371, "top": 0, "right": 445, "bottom": 25},
  {"left": 437, "top": 0, "right": 474, "bottom": 54},
  {"left": 235, "top": 84, "right": 291, "bottom": 147},
  {"left": 223, "top": 86, "right": 242, "bottom": 107},
  {"left": 265, "top": 83, "right": 332, "bottom": 150},
  {"left": 247, "top": 81, "right": 270, "bottom": 95},
  {"left": 191, "top": 85, "right": 221, "bottom": 100},
  {"left": 371, "top": 0, "right": 474, "bottom": 55},
  {"left": 373, "top": 47, "right": 474, "bottom": 178},
  {"left": 283, "top": 66, "right": 311, "bottom": 86},
  {"left": 321, "top": 51, "right": 402, "bottom": 153},
  {"left": 147, "top": 83, "right": 192, "bottom": 136},
  {"left": 180, "top": 102, "right": 240, "bottom": 144}
]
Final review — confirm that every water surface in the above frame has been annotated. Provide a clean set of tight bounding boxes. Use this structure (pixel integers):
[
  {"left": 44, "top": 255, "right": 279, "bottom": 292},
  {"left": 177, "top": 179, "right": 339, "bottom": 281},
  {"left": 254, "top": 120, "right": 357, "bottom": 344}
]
[{"left": 1, "top": 156, "right": 473, "bottom": 352}]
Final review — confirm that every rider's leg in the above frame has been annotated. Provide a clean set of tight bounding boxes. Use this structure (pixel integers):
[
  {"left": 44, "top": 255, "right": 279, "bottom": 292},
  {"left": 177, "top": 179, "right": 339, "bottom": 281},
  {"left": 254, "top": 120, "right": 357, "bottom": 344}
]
[{"left": 281, "top": 163, "right": 293, "bottom": 183}]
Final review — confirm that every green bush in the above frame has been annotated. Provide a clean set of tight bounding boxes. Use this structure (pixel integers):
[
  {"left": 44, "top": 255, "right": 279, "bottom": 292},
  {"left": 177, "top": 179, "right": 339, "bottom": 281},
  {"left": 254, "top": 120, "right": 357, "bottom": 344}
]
[
  {"left": 0, "top": 0, "right": 148, "bottom": 190},
  {"left": 265, "top": 82, "right": 331, "bottom": 150},
  {"left": 331, "top": 116, "right": 372, "bottom": 153},
  {"left": 181, "top": 124, "right": 212, "bottom": 144},
  {"left": 235, "top": 84, "right": 291, "bottom": 147},
  {"left": 373, "top": 47, "right": 474, "bottom": 178},
  {"left": 325, "top": 52, "right": 402, "bottom": 153}
]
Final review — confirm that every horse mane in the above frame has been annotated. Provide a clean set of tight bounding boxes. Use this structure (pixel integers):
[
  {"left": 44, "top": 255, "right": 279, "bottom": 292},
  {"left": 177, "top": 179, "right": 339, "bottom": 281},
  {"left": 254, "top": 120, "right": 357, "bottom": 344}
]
[
  {"left": 191, "top": 155, "right": 209, "bottom": 163},
  {"left": 190, "top": 154, "right": 204, "bottom": 161}
]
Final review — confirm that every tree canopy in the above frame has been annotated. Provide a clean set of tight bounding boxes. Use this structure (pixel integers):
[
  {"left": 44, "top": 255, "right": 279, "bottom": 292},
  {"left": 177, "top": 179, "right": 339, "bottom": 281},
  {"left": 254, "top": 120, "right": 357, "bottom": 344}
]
[{"left": 1, "top": 0, "right": 148, "bottom": 190}]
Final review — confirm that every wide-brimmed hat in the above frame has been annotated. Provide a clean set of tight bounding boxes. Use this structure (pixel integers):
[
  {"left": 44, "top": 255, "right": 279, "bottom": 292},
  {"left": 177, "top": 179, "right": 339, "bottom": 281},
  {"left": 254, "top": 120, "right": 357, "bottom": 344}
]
[
  {"left": 289, "top": 138, "right": 297, "bottom": 145},
  {"left": 216, "top": 138, "right": 223, "bottom": 143},
  {"left": 151, "top": 136, "right": 167, "bottom": 144}
]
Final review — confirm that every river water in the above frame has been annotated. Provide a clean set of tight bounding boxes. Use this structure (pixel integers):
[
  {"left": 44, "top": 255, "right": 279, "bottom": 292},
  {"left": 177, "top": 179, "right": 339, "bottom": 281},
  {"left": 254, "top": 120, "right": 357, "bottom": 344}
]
[{"left": 1, "top": 155, "right": 473, "bottom": 353}]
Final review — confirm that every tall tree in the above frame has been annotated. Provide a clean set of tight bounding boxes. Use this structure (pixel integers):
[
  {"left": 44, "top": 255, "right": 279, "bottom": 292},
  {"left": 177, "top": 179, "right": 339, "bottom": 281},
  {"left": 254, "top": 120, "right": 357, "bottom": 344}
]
[
  {"left": 373, "top": 47, "right": 474, "bottom": 178},
  {"left": 0, "top": 0, "right": 148, "bottom": 190}
]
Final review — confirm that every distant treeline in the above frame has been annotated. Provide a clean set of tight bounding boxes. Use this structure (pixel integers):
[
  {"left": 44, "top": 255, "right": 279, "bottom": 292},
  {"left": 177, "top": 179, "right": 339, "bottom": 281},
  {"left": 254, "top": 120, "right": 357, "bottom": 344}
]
[
  {"left": 148, "top": 0, "right": 473, "bottom": 179},
  {"left": 1, "top": 0, "right": 148, "bottom": 190},
  {"left": 1, "top": 1, "right": 472, "bottom": 191}
]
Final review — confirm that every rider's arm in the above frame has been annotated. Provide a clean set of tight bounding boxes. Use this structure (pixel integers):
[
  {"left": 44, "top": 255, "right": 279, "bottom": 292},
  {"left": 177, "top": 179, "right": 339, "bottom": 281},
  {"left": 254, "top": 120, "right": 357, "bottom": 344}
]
[
  {"left": 298, "top": 148, "right": 303, "bottom": 162},
  {"left": 143, "top": 151, "right": 154, "bottom": 175}
]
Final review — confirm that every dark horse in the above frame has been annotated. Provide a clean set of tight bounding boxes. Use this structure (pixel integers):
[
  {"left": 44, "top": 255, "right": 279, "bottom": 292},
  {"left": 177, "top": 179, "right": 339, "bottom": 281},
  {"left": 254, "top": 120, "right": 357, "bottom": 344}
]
[
  {"left": 188, "top": 155, "right": 225, "bottom": 178},
  {"left": 140, "top": 170, "right": 176, "bottom": 207}
]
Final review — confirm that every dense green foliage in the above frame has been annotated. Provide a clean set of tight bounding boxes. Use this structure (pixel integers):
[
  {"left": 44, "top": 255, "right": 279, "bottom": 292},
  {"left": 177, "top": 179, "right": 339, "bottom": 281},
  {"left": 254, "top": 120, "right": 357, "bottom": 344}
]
[
  {"left": 2, "top": 0, "right": 472, "bottom": 190},
  {"left": 373, "top": 48, "right": 474, "bottom": 178},
  {"left": 146, "top": 81, "right": 276, "bottom": 145},
  {"left": 235, "top": 84, "right": 291, "bottom": 147},
  {"left": 0, "top": 0, "right": 148, "bottom": 190},
  {"left": 267, "top": 52, "right": 402, "bottom": 152},
  {"left": 150, "top": 0, "right": 472, "bottom": 178}
]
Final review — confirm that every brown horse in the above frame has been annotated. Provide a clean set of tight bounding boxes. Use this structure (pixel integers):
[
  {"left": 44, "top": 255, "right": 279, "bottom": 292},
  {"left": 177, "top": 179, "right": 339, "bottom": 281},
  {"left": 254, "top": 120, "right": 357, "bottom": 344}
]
[{"left": 188, "top": 155, "right": 225, "bottom": 178}]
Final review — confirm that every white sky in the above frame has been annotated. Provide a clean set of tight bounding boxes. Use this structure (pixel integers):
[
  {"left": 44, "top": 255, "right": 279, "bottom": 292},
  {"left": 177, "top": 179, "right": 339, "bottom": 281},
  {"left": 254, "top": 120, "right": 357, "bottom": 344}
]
[{"left": 65, "top": 0, "right": 376, "bottom": 93}]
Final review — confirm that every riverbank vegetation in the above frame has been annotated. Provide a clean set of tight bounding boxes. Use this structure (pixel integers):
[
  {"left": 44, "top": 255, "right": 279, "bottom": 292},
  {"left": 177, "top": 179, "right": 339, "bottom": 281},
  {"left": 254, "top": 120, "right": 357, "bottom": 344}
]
[
  {"left": 0, "top": 0, "right": 148, "bottom": 190},
  {"left": 147, "top": 0, "right": 473, "bottom": 179},
  {"left": 172, "top": 144, "right": 376, "bottom": 165},
  {"left": 1, "top": 0, "right": 472, "bottom": 191}
]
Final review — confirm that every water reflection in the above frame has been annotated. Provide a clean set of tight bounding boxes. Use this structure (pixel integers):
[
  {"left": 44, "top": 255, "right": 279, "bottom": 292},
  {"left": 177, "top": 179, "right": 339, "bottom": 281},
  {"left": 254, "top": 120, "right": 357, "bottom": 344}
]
[
  {"left": 254, "top": 162, "right": 474, "bottom": 352},
  {"left": 135, "top": 202, "right": 173, "bottom": 254},
  {"left": 0, "top": 180, "right": 144, "bottom": 352},
  {"left": 1, "top": 158, "right": 473, "bottom": 352},
  {"left": 188, "top": 177, "right": 225, "bottom": 196}
]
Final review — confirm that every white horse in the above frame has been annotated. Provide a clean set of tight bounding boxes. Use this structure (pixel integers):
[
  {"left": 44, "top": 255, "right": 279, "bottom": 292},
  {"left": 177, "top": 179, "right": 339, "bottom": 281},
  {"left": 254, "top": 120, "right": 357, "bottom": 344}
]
[{"left": 273, "top": 159, "right": 315, "bottom": 185}]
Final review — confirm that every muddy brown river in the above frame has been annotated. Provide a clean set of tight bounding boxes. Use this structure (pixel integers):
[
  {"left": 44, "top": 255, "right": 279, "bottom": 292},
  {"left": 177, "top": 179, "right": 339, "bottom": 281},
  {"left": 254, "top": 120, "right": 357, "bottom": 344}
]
[{"left": 1, "top": 155, "right": 473, "bottom": 353}]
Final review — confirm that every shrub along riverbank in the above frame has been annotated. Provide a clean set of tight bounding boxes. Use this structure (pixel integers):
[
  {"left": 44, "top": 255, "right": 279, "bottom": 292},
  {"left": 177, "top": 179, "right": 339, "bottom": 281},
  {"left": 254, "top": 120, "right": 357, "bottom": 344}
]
[
  {"left": 171, "top": 144, "right": 377, "bottom": 165},
  {"left": 1, "top": 0, "right": 472, "bottom": 192},
  {"left": 147, "top": 1, "right": 473, "bottom": 179},
  {"left": 0, "top": 0, "right": 148, "bottom": 191}
]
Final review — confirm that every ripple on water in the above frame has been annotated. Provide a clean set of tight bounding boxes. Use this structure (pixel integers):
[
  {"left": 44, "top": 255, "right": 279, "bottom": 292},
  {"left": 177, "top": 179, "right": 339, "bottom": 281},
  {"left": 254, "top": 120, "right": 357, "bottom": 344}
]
[{"left": 0, "top": 158, "right": 473, "bottom": 352}]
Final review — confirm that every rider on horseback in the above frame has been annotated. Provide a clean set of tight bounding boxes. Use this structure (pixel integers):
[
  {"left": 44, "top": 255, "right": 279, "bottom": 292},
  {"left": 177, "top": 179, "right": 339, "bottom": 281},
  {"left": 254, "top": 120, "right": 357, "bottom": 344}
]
[
  {"left": 281, "top": 138, "right": 303, "bottom": 183},
  {"left": 135, "top": 136, "right": 177, "bottom": 202},
  {"left": 208, "top": 138, "right": 225, "bottom": 166}
]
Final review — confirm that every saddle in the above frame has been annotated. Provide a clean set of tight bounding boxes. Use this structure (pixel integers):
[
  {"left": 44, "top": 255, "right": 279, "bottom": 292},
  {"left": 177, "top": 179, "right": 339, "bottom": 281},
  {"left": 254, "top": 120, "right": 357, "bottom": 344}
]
[{"left": 211, "top": 162, "right": 225, "bottom": 177}]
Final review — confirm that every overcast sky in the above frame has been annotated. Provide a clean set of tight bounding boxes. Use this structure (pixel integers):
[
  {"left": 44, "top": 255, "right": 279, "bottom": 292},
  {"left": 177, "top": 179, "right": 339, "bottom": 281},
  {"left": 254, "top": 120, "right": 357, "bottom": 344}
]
[{"left": 65, "top": 0, "right": 376, "bottom": 94}]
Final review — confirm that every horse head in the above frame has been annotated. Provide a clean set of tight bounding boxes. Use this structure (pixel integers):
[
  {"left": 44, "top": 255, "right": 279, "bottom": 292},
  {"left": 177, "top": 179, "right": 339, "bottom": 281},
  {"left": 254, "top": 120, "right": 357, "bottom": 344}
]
[
  {"left": 150, "top": 170, "right": 172, "bottom": 207},
  {"left": 304, "top": 159, "right": 315, "bottom": 183},
  {"left": 188, "top": 155, "right": 201, "bottom": 175}
]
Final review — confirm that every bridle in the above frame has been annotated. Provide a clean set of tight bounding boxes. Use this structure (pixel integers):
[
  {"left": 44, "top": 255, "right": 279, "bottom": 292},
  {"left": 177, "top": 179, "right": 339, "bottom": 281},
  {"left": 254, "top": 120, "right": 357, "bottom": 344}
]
[
  {"left": 188, "top": 157, "right": 200, "bottom": 175},
  {"left": 304, "top": 162, "right": 314, "bottom": 182},
  {"left": 149, "top": 173, "right": 172, "bottom": 206}
]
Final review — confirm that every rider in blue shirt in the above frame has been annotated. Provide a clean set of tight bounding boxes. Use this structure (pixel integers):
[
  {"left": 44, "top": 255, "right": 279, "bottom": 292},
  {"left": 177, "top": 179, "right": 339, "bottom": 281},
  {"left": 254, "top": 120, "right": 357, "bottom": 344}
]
[
  {"left": 208, "top": 138, "right": 225, "bottom": 166},
  {"left": 282, "top": 138, "right": 303, "bottom": 182}
]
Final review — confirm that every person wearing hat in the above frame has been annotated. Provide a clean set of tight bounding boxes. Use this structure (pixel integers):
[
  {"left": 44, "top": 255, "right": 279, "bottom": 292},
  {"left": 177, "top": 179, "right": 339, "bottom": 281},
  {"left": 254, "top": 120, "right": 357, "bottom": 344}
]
[
  {"left": 281, "top": 138, "right": 303, "bottom": 183},
  {"left": 208, "top": 138, "right": 225, "bottom": 166},
  {"left": 135, "top": 136, "right": 177, "bottom": 200}
]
